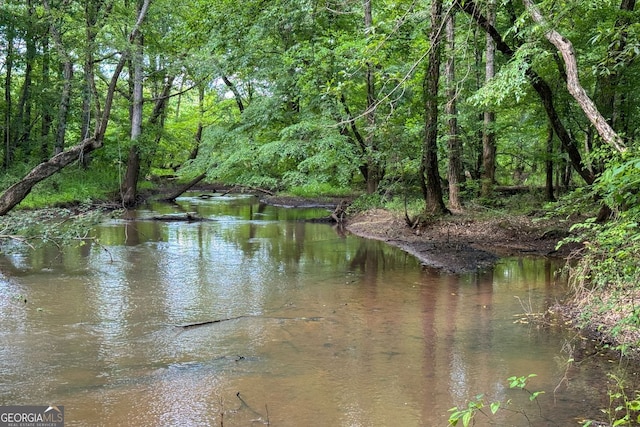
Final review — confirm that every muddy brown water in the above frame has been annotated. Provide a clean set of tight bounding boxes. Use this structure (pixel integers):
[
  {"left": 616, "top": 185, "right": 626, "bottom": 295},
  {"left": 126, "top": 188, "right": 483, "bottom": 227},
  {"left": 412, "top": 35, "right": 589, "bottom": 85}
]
[{"left": 0, "top": 194, "right": 630, "bottom": 426}]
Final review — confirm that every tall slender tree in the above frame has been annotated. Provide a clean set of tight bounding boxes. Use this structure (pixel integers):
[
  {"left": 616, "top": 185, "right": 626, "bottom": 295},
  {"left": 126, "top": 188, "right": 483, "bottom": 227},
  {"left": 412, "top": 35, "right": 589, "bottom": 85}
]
[
  {"left": 445, "top": 11, "right": 464, "bottom": 210},
  {"left": 481, "top": 0, "right": 497, "bottom": 196},
  {"left": 3, "top": 20, "right": 14, "bottom": 169},
  {"left": 43, "top": 0, "right": 74, "bottom": 156},
  {"left": 363, "top": 0, "right": 380, "bottom": 194},
  {"left": 121, "top": 1, "right": 145, "bottom": 208},
  {"left": 420, "top": 0, "right": 448, "bottom": 215}
]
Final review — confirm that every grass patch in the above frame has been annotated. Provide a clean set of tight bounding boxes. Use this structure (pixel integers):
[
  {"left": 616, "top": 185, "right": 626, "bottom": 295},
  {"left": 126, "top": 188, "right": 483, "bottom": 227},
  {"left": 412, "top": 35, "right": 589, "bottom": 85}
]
[
  {"left": 18, "top": 167, "right": 122, "bottom": 209},
  {"left": 287, "top": 183, "right": 354, "bottom": 198}
]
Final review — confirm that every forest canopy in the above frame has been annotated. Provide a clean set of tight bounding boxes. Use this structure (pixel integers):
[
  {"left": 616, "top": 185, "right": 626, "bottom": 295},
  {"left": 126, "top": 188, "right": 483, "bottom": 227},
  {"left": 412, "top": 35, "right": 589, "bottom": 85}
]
[{"left": 1, "top": 0, "right": 638, "bottom": 203}]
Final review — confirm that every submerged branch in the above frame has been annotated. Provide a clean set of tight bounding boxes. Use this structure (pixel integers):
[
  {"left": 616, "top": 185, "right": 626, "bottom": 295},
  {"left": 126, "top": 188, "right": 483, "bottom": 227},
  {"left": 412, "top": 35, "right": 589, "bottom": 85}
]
[{"left": 177, "top": 315, "right": 323, "bottom": 329}]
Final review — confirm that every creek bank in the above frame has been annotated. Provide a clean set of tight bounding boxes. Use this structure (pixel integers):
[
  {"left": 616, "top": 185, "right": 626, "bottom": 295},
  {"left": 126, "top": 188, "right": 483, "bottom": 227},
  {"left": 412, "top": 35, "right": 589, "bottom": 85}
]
[
  {"left": 343, "top": 208, "right": 575, "bottom": 273},
  {"left": 258, "top": 193, "right": 576, "bottom": 273}
]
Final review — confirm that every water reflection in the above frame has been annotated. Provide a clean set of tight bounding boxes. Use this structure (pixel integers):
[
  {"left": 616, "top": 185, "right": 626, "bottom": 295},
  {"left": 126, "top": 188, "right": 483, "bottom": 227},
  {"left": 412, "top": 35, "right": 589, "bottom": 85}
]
[{"left": 0, "top": 194, "right": 621, "bottom": 426}]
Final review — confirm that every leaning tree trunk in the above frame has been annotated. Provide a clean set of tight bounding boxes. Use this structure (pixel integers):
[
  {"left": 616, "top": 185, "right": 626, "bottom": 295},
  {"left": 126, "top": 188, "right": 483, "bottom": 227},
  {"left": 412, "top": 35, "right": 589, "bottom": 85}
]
[
  {"left": 0, "top": 0, "right": 151, "bottom": 216},
  {"left": 455, "top": 0, "right": 596, "bottom": 184},
  {"left": 522, "top": 0, "right": 626, "bottom": 153},
  {"left": 0, "top": 138, "right": 100, "bottom": 215},
  {"left": 420, "top": 0, "right": 448, "bottom": 215},
  {"left": 162, "top": 173, "right": 207, "bottom": 203}
]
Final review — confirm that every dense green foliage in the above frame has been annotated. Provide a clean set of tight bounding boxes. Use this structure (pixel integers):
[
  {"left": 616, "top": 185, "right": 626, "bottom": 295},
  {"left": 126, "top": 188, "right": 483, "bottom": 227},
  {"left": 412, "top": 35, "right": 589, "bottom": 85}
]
[
  {"left": 1, "top": 0, "right": 640, "bottom": 349},
  {"left": 557, "top": 150, "right": 640, "bottom": 354}
]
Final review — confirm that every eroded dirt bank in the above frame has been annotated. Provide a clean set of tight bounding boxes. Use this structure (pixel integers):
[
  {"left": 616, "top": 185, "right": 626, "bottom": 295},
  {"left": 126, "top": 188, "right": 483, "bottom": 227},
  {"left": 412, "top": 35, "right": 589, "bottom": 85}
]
[{"left": 343, "top": 208, "right": 574, "bottom": 273}]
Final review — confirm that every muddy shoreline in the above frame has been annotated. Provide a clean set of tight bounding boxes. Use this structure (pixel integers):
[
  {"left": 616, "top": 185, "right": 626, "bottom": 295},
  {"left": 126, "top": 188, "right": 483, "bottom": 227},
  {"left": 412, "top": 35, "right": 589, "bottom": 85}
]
[{"left": 258, "top": 194, "right": 574, "bottom": 273}]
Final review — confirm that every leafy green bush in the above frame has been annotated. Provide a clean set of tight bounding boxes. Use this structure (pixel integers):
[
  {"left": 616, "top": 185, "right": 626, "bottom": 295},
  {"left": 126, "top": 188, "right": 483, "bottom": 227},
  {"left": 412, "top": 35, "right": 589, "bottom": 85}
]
[
  {"left": 558, "top": 151, "right": 640, "bottom": 352},
  {"left": 347, "top": 193, "right": 387, "bottom": 213}
]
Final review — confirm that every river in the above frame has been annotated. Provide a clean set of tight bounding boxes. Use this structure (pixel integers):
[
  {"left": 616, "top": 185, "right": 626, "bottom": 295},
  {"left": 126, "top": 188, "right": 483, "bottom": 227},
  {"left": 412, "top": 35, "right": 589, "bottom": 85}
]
[{"left": 0, "top": 193, "right": 627, "bottom": 426}]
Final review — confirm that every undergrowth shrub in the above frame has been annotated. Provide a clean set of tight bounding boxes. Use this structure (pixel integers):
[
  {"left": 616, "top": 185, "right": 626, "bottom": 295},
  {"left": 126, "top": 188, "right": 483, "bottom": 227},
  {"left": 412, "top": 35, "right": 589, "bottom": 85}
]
[{"left": 557, "top": 152, "right": 640, "bottom": 354}]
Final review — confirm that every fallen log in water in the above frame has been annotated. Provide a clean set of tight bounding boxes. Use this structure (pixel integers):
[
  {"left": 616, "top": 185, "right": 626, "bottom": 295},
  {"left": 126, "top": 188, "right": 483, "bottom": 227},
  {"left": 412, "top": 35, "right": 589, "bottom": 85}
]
[{"left": 150, "top": 213, "right": 210, "bottom": 222}]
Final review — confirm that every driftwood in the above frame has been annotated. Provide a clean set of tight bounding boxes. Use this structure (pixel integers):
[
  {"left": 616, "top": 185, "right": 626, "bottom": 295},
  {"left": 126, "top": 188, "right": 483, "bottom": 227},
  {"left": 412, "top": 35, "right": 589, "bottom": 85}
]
[
  {"left": 161, "top": 172, "right": 207, "bottom": 202},
  {"left": 178, "top": 315, "right": 252, "bottom": 329},
  {"left": 150, "top": 213, "right": 209, "bottom": 222},
  {"left": 330, "top": 200, "right": 350, "bottom": 224}
]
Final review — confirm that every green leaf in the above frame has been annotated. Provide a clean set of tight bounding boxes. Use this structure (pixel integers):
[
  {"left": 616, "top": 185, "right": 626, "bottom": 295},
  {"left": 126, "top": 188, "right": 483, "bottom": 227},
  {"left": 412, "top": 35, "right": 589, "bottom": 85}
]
[
  {"left": 613, "top": 418, "right": 629, "bottom": 426},
  {"left": 530, "top": 391, "right": 545, "bottom": 401},
  {"left": 462, "top": 411, "right": 472, "bottom": 427},
  {"left": 490, "top": 401, "right": 501, "bottom": 414}
]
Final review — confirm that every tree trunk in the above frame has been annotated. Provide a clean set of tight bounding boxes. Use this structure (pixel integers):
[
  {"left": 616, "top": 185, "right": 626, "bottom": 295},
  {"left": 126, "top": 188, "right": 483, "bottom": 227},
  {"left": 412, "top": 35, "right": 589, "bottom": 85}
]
[
  {"left": 445, "top": 12, "right": 464, "bottom": 210},
  {"left": 144, "top": 74, "right": 176, "bottom": 169},
  {"left": 587, "top": 0, "right": 635, "bottom": 135},
  {"left": 121, "top": 26, "right": 145, "bottom": 209},
  {"left": 222, "top": 75, "right": 245, "bottom": 113},
  {"left": 162, "top": 173, "right": 207, "bottom": 203},
  {"left": 54, "top": 62, "right": 73, "bottom": 155},
  {"left": 421, "top": 0, "right": 448, "bottom": 215},
  {"left": 545, "top": 123, "right": 555, "bottom": 202},
  {"left": 0, "top": 0, "right": 151, "bottom": 216},
  {"left": 3, "top": 24, "right": 14, "bottom": 169},
  {"left": 339, "top": 93, "right": 370, "bottom": 182},
  {"left": 481, "top": 0, "right": 497, "bottom": 197},
  {"left": 80, "top": 0, "right": 105, "bottom": 168},
  {"left": 16, "top": 0, "right": 35, "bottom": 150},
  {"left": 363, "top": 0, "right": 381, "bottom": 194},
  {"left": 189, "top": 83, "right": 206, "bottom": 160},
  {"left": 0, "top": 139, "right": 100, "bottom": 215},
  {"left": 40, "top": 36, "right": 53, "bottom": 161},
  {"left": 43, "top": 0, "right": 74, "bottom": 156},
  {"left": 472, "top": 26, "right": 484, "bottom": 181},
  {"left": 522, "top": 0, "right": 626, "bottom": 153}
]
